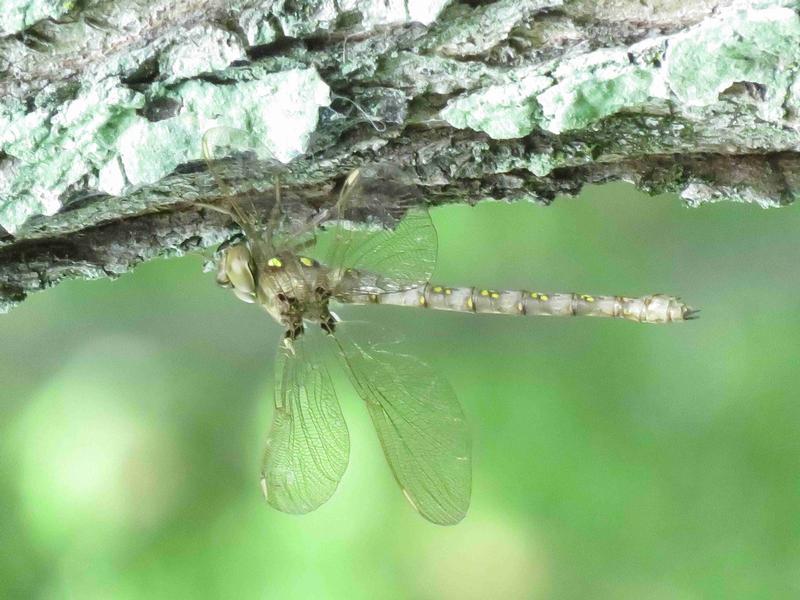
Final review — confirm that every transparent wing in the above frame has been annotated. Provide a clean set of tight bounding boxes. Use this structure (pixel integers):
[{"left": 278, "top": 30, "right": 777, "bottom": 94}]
[
  {"left": 202, "top": 126, "right": 283, "bottom": 192},
  {"left": 332, "top": 331, "right": 471, "bottom": 525},
  {"left": 319, "top": 164, "right": 437, "bottom": 294},
  {"left": 201, "top": 127, "right": 282, "bottom": 243},
  {"left": 261, "top": 333, "right": 350, "bottom": 514},
  {"left": 201, "top": 126, "right": 323, "bottom": 263}
]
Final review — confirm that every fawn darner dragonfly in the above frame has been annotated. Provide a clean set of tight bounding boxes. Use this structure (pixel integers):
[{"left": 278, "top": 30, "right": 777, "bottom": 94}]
[{"left": 201, "top": 128, "right": 697, "bottom": 525}]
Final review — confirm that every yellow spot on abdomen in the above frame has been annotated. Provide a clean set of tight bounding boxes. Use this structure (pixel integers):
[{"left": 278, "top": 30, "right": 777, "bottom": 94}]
[
  {"left": 299, "top": 256, "right": 315, "bottom": 267},
  {"left": 419, "top": 294, "right": 427, "bottom": 307},
  {"left": 490, "top": 291, "right": 500, "bottom": 299},
  {"left": 581, "top": 294, "right": 595, "bottom": 302},
  {"left": 479, "top": 289, "right": 489, "bottom": 297},
  {"left": 267, "top": 257, "right": 283, "bottom": 268},
  {"left": 467, "top": 296, "right": 474, "bottom": 310},
  {"left": 444, "top": 288, "right": 452, "bottom": 295},
  {"left": 432, "top": 285, "right": 443, "bottom": 293}
]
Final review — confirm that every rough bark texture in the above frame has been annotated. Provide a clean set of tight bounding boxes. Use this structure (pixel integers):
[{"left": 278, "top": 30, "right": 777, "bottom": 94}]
[{"left": 2, "top": 0, "right": 799, "bottom": 312}]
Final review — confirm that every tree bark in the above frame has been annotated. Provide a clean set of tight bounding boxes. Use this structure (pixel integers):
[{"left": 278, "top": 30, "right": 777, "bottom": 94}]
[{"left": 1, "top": 0, "right": 799, "bottom": 312}]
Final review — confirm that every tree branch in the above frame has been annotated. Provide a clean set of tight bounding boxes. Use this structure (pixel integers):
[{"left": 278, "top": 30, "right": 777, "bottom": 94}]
[{"left": 2, "top": 0, "right": 799, "bottom": 312}]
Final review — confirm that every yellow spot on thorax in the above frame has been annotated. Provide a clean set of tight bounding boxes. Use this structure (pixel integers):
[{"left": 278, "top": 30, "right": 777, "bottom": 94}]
[
  {"left": 267, "top": 257, "right": 282, "bottom": 268},
  {"left": 299, "top": 256, "right": 315, "bottom": 267}
]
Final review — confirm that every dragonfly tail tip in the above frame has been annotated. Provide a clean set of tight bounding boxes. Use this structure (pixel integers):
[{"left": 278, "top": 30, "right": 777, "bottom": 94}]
[{"left": 683, "top": 307, "right": 701, "bottom": 320}]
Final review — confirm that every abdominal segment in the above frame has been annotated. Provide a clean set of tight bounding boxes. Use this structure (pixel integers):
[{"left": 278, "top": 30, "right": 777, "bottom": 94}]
[{"left": 342, "top": 284, "right": 697, "bottom": 324}]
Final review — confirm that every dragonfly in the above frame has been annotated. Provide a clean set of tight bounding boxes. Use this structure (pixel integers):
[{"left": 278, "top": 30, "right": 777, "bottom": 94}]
[{"left": 201, "top": 127, "right": 698, "bottom": 525}]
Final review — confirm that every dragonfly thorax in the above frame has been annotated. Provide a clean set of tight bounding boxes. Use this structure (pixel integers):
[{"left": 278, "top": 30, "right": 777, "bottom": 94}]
[{"left": 217, "top": 245, "right": 337, "bottom": 339}]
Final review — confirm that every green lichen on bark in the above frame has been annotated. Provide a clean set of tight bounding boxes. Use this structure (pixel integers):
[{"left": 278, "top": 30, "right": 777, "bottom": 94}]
[
  {"left": 2, "top": 0, "right": 800, "bottom": 312},
  {"left": 665, "top": 5, "right": 800, "bottom": 110},
  {"left": 0, "top": 53, "right": 329, "bottom": 233},
  {"left": 442, "top": 3, "right": 800, "bottom": 159},
  {"left": 0, "top": 0, "right": 75, "bottom": 35}
]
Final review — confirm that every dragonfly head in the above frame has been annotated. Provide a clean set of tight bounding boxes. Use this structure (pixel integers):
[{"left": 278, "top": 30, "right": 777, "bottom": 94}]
[{"left": 216, "top": 243, "right": 257, "bottom": 304}]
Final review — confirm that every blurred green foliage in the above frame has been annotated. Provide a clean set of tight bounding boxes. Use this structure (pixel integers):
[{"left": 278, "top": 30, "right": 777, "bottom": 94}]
[{"left": 1, "top": 183, "right": 799, "bottom": 599}]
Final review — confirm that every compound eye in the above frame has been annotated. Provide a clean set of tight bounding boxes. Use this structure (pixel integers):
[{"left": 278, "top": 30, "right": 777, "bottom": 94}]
[
  {"left": 215, "top": 267, "right": 232, "bottom": 288},
  {"left": 224, "top": 245, "right": 255, "bottom": 294}
]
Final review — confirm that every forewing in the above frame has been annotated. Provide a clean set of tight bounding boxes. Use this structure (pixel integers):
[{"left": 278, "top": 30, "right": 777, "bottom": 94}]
[
  {"left": 202, "top": 127, "right": 281, "bottom": 237},
  {"left": 261, "top": 334, "right": 350, "bottom": 514},
  {"left": 202, "top": 126, "right": 283, "bottom": 189},
  {"left": 322, "top": 164, "right": 437, "bottom": 294},
  {"left": 334, "top": 333, "right": 471, "bottom": 525}
]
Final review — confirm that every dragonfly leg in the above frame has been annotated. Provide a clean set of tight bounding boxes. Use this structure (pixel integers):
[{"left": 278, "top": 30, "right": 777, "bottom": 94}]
[
  {"left": 195, "top": 201, "right": 237, "bottom": 218},
  {"left": 320, "top": 313, "right": 336, "bottom": 335},
  {"left": 276, "top": 293, "right": 302, "bottom": 311},
  {"left": 314, "top": 285, "right": 336, "bottom": 334},
  {"left": 283, "top": 322, "right": 304, "bottom": 343},
  {"left": 308, "top": 207, "right": 332, "bottom": 229},
  {"left": 281, "top": 336, "right": 296, "bottom": 355},
  {"left": 264, "top": 175, "right": 283, "bottom": 247},
  {"left": 291, "top": 236, "right": 317, "bottom": 252},
  {"left": 216, "top": 232, "right": 246, "bottom": 253},
  {"left": 278, "top": 211, "right": 327, "bottom": 254}
]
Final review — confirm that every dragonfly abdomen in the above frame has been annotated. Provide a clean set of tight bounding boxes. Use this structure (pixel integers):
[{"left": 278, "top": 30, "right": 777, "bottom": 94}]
[{"left": 345, "top": 285, "right": 697, "bottom": 323}]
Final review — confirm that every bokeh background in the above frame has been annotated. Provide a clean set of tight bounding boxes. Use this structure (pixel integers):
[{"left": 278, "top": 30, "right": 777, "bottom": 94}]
[{"left": 1, "top": 183, "right": 799, "bottom": 599}]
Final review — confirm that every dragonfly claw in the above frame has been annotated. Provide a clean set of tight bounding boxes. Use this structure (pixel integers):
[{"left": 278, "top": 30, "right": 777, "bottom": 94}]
[{"left": 282, "top": 336, "right": 296, "bottom": 355}]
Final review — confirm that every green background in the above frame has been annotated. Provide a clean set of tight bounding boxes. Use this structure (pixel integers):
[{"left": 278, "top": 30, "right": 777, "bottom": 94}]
[{"left": 1, "top": 183, "right": 798, "bottom": 599}]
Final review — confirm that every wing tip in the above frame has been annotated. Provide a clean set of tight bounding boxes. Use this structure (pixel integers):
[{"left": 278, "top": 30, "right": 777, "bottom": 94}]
[{"left": 403, "top": 488, "right": 470, "bottom": 526}]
